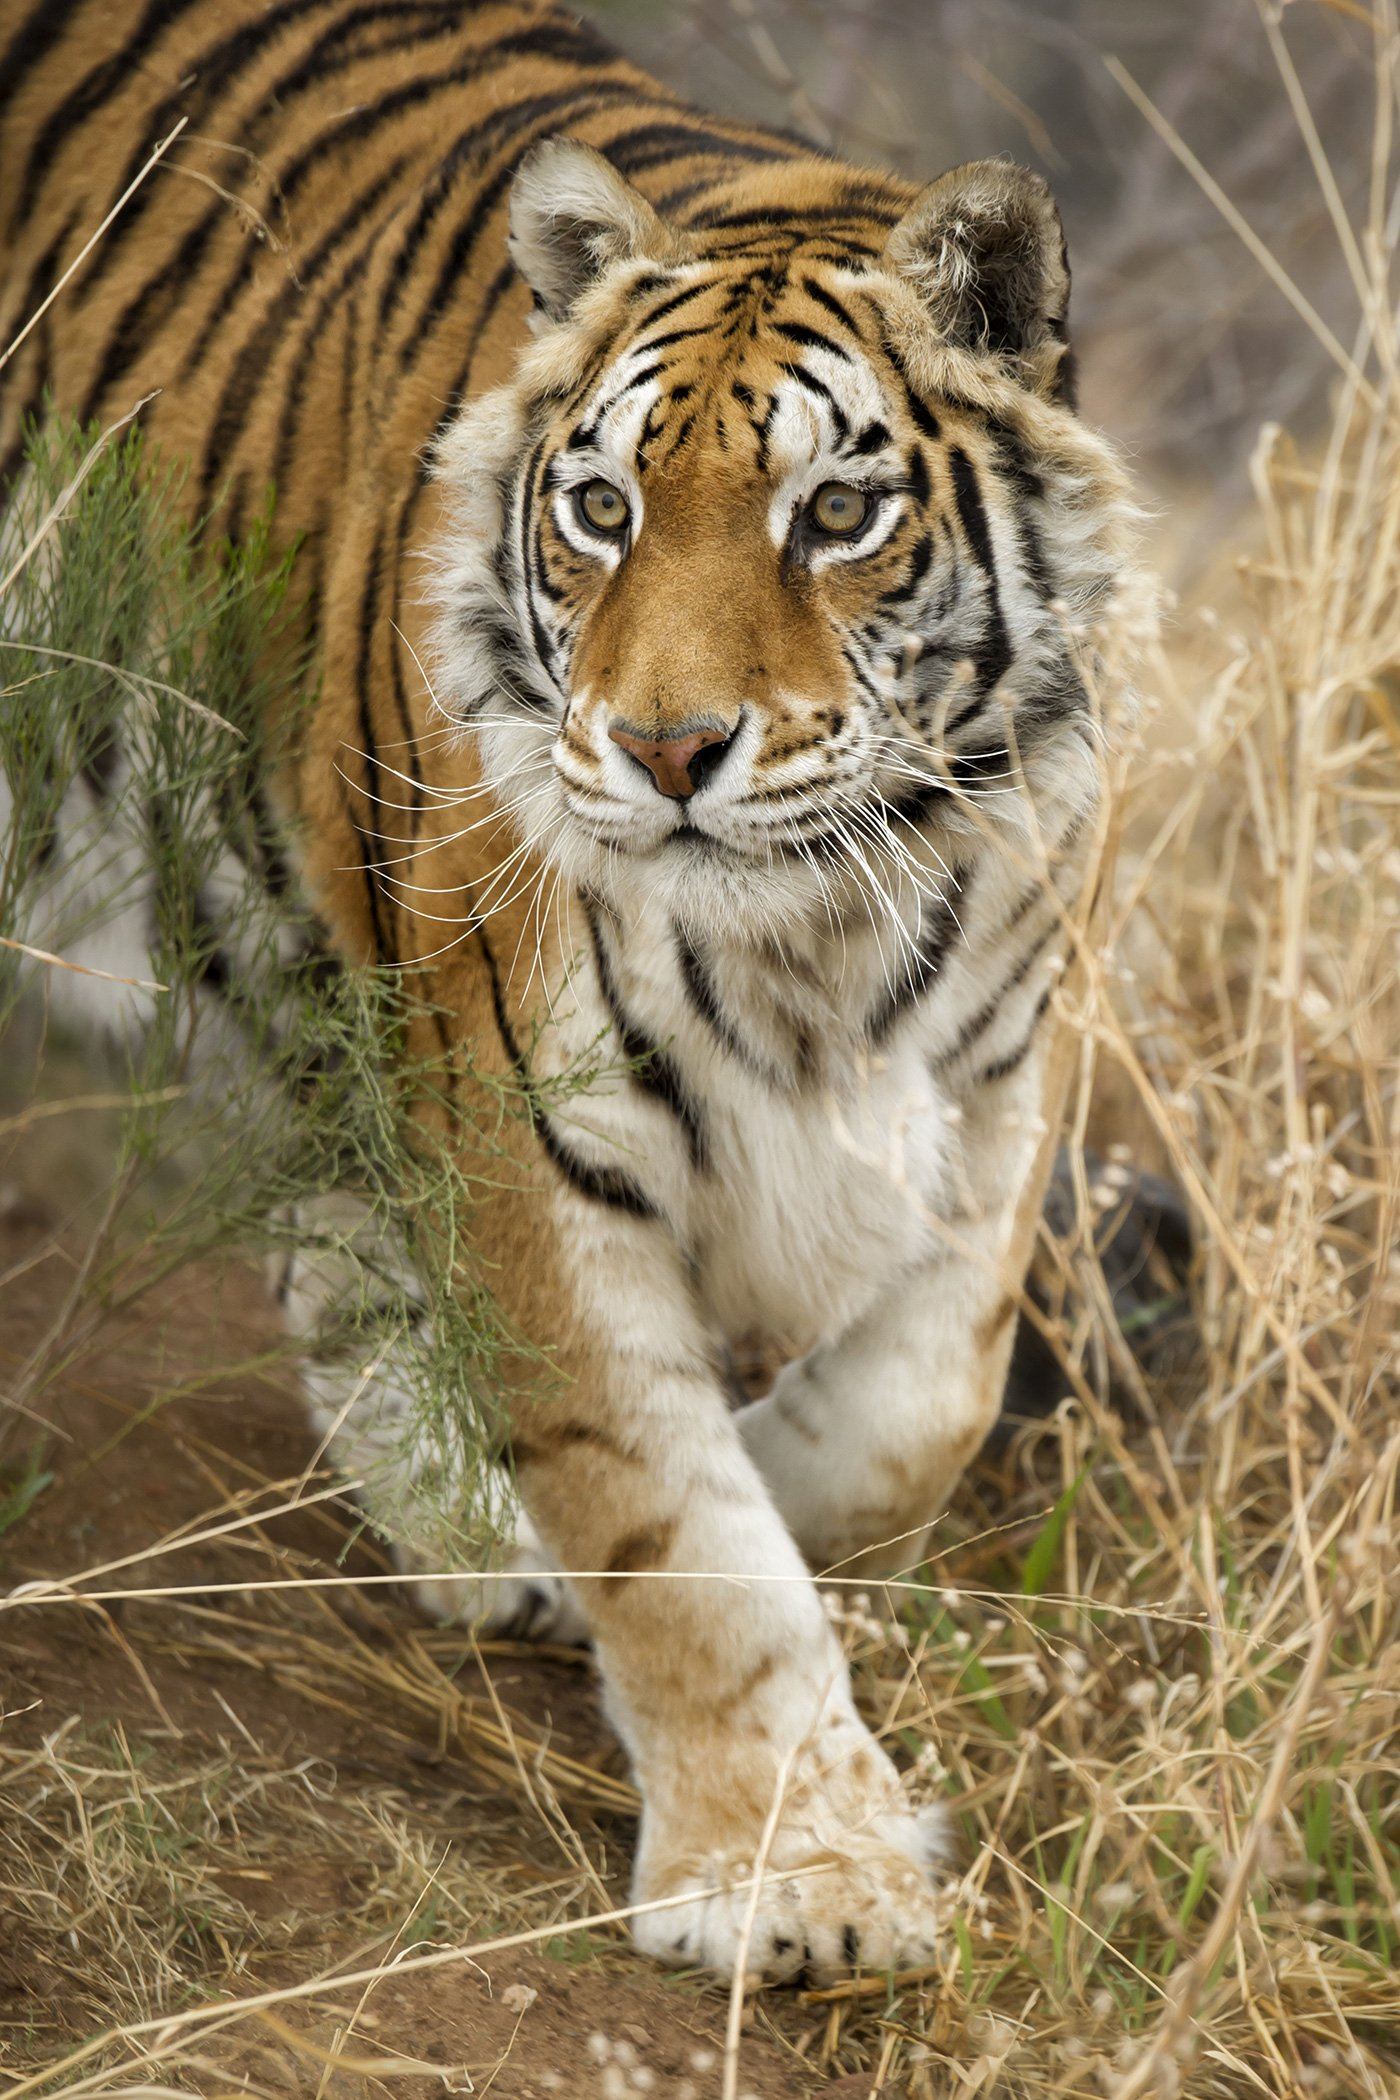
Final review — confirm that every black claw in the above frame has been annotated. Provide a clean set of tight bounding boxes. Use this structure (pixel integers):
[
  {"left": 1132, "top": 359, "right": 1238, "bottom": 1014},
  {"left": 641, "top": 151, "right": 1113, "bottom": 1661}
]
[
  {"left": 842, "top": 1923, "right": 860, "bottom": 1968},
  {"left": 772, "top": 1935, "right": 793, "bottom": 1955},
  {"left": 515, "top": 1584, "right": 548, "bottom": 1639}
]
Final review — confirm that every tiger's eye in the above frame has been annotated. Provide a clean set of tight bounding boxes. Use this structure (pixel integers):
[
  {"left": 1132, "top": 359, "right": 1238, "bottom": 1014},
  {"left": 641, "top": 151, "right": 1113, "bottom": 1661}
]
[
  {"left": 809, "top": 482, "right": 870, "bottom": 536},
  {"left": 577, "top": 479, "right": 629, "bottom": 534}
]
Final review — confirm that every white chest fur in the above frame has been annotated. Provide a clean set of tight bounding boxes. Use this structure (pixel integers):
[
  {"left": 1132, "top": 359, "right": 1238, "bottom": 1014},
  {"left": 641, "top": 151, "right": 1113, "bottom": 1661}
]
[
  {"left": 693, "top": 1042, "right": 955, "bottom": 1349},
  {"left": 539, "top": 878, "right": 1001, "bottom": 1355}
]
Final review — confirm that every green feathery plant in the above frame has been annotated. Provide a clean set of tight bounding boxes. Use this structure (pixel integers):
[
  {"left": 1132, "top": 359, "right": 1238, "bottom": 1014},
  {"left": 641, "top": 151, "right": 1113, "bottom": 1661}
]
[{"left": 0, "top": 412, "right": 580, "bottom": 1569}]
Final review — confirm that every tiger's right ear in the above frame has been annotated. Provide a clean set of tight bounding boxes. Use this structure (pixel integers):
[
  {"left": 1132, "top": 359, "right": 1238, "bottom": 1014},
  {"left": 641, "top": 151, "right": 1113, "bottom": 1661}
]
[{"left": 509, "top": 139, "right": 683, "bottom": 322}]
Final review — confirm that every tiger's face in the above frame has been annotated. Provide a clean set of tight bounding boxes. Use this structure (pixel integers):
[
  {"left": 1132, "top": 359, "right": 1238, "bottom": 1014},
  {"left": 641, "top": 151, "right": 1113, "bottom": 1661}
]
[{"left": 431, "top": 146, "right": 1137, "bottom": 940}]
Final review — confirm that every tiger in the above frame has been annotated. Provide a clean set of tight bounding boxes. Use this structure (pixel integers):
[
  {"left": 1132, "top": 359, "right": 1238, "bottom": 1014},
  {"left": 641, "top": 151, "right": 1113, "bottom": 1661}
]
[{"left": 0, "top": 0, "right": 1145, "bottom": 1984}]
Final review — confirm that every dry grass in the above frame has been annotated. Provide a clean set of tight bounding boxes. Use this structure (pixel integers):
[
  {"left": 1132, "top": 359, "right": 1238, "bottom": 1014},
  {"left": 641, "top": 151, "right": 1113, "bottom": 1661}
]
[
  {"left": 0, "top": 1710, "right": 589, "bottom": 2095},
  {"left": 3, "top": 12, "right": 1400, "bottom": 2100}
]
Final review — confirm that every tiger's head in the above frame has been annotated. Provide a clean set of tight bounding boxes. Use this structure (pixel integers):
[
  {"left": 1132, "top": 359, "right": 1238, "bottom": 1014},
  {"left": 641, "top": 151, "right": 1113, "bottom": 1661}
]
[{"left": 430, "top": 140, "right": 1140, "bottom": 942}]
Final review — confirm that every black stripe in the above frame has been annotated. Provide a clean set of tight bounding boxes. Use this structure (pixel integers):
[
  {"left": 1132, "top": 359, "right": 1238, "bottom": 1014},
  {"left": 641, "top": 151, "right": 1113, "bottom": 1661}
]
[
  {"left": 518, "top": 436, "right": 561, "bottom": 692},
  {"left": 706, "top": 230, "right": 884, "bottom": 263},
  {"left": 1003, "top": 811, "right": 1088, "bottom": 930},
  {"left": 194, "top": 154, "right": 411, "bottom": 510},
  {"left": 602, "top": 122, "right": 784, "bottom": 177},
  {"left": 586, "top": 904, "right": 708, "bottom": 1170},
  {"left": 882, "top": 334, "right": 941, "bottom": 442},
  {"left": 630, "top": 277, "right": 714, "bottom": 332},
  {"left": 800, "top": 274, "right": 862, "bottom": 337},
  {"left": 530, "top": 512, "right": 569, "bottom": 607},
  {"left": 654, "top": 409, "right": 695, "bottom": 462},
  {"left": 690, "top": 202, "right": 897, "bottom": 234},
  {"left": 604, "top": 356, "right": 667, "bottom": 402},
  {"left": 885, "top": 774, "right": 947, "bottom": 829},
  {"left": 770, "top": 319, "right": 851, "bottom": 362},
  {"left": 389, "top": 80, "right": 652, "bottom": 367},
  {"left": 630, "top": 322, "right": 712, "bottom": 356},
  {"left": 270, "top": 159, "right": 409, "bottom": 490},
  {"left": 974, "top": 986, "right": 1052, "bottom": 1084},
  {"left": 337, "top": 279, "right": 362, "bottom": 468},
  {"left": 478, "top": 930, "right": 660, "bottom": 1220},
  {"left": 16, "top": 0, "right": 230, "bottom": 224},
  {"left": 947, "top": 447, "right": 998, "bottom": 587},
  {"left": 851, "top": 418, "right": 891, "bottom": 456},
  {"left": 348, "top": 537, "right": 395, "bottom": 963},
  {"left": 1006, "top": 876, "right": 1047, "bottom": 931},
  {"left": 934, "top": 919, "right": 1056, "bottom": 1069},
  {"left": 1023, "top": 663, "right": 1089, "bottom": 732},
  {"left": 751, "top": 394, "right": 779, "bottom": 475},
  {"left": 868, "top": 885, "right": 963, "bottom": 1044},
  {"left": 878, "top": 532, "right": 933, "bottom": 607},
  {"left": 0, "top": 0, "right": 96, "bottom": 136},
  {"left": 781, "top": 362, "right": 849, "bottom": 440},
  {"left": 946, "top": 446, "right": 1012, "bottom": 730},
  {"left": 339, "top": 775, "right": 392, "bottom": 964},
  {"left": 674, "top": 927, "right": 771, "bottom": 1080},
  {"left": 388, "top": 628, "right": 423, "bottom": 797},
  {"left": 839, "top": 645, "right": 885, "bottom": 706},
  {"left": 990, "top": 423, "right": 1053, "bottom": 597}
]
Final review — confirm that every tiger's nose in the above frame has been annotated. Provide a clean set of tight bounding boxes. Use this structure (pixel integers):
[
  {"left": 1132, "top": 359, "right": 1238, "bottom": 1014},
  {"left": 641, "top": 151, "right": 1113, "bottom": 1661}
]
[{"left": 608, "top": 720, "right": 739, "bottom": 799}]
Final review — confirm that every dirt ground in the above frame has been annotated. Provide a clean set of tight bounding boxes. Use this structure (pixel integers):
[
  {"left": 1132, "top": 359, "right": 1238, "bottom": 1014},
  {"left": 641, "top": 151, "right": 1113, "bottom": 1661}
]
[{"left": 0, "top": 1161, "right": 847, "bottom": 2099}]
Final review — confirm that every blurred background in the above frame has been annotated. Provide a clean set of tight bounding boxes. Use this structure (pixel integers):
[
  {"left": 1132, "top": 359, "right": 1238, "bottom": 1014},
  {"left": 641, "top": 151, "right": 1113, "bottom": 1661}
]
[{"left": 587, "top": 0, "right": 1371, "bottom": 561}]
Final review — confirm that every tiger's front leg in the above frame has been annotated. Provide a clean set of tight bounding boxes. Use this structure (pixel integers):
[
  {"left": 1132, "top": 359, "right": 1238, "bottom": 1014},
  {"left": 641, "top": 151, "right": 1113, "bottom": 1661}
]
[
  {"left": 494, "top": 1174, "right": 945, "bottom": 1982},
  {"left": 737, "top": 1053, "right": 1053, "bottom": 1581}
]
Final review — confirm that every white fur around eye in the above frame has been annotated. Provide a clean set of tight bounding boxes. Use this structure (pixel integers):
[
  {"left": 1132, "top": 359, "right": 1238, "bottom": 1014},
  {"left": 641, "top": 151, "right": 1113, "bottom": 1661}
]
[
  {"left": 549, "top": 446, "right": 644, "bottom": 561},
  {"left": 552, "top": 491, "right": 628, "bottom": 563},
  {"left": 766, "top": 461, "right": 907, "bottom": 569},
  {"left": 806, "top": 495, "right": 906, "bottom": 569},
  {"left": 763, "top": 361, "right": 909, "bottom": 566}
]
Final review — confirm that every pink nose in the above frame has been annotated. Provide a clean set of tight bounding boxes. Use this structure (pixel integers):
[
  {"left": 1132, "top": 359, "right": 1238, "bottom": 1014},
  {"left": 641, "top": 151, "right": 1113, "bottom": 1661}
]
[{"left": 608, "top": 724, "right": 733, "bottom": 799}]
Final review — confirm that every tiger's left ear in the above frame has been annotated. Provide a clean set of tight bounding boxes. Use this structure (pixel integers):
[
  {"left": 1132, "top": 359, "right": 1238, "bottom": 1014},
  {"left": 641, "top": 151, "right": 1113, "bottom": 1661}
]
[
  {"left": 885, "top": 159, "right": 1075, "bottom": 404},
  {"left": 509, "top": 138, "right": 684, "bottom": 323}
]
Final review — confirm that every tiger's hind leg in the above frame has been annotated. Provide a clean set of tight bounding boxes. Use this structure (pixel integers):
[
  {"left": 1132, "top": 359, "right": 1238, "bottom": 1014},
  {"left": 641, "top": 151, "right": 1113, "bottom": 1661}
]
[{"left": 276, "top": 1193, "right": 587, "bottom": 1643}]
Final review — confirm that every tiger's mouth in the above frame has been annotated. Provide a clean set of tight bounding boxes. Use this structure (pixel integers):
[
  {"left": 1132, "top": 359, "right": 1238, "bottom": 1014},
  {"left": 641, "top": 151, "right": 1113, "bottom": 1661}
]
[
  {"left": 580, "top": 816, "right": 742, "bottom": 861},
  {"left": 669, "top": 813, "right": 732, "bottom": 851}
]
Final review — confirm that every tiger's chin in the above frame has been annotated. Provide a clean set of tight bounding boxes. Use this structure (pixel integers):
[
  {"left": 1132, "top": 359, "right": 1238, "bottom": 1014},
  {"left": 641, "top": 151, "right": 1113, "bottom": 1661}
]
[{"left": 555, "top": 818, "right": 830, "bottom": 946}]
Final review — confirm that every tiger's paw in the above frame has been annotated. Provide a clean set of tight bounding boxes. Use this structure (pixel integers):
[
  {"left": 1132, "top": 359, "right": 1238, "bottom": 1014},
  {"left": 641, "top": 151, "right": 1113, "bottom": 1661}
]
[
  {"left": 631, "top": 1724, "right": 948, "bottom": 1982},
  {"left": 394, "top": 1509, "right": 590, "bottom": 1645}
]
